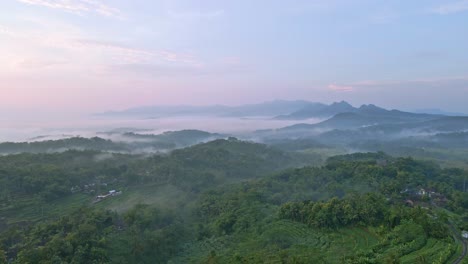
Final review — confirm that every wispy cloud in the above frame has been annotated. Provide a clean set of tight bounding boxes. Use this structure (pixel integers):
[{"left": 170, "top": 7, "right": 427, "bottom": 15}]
[
  {"left": 104, "top": 63, "right": 204, "bottom": 77},
  {"left": 1, "top": 23, "right": 203, "bottom": 74},
  {"left": 73, "top": 39, "right": 201, "bottom": 66},
  {"left": 103, "top": 55, "right": 247, "bottom": 77},
  {"left": 430, "top": 0, "right": 468, "bottom": 15},
  {"left": 328, "top": 84, "right": 354, "bottom": 92},
  {"left": 16, "top": 0, "right": 124, "bottom": 18},
  {"left": 17, "top": 58, "right": 68, "bottom": 69}
]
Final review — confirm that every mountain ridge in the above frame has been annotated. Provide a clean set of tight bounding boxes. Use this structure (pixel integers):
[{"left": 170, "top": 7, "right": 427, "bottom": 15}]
[
  {"left": 97, "top": 100, "right": 460, "bottom": 121},
  {"left": 96, "top": 100, "right": 316, "bottom": 119}
]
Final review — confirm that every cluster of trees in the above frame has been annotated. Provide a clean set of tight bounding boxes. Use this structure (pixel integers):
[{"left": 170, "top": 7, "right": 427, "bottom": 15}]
[
  {"left": 279, "top": 193, "right": 389, "bottom": 229},
  {"left": 0, "top": 205, "right": 187, "bottom": 264},
  {"left": 0, "top": 141, "right": 467, "bottom": 263},
  {"left": 0, "top": 130, "right": 226, "bottom": 155},
  {"left": 122, "top": 139, "right": 321, "bottom": 191},
  {"left": 108, "top": 204, "right": 187, "bottom": 263},
  {"left": 279, "top": 193, "right": 448, "bottom": 238},
  {"left": 1, "top": 208, "right": 115, "bottom": 263},
  {"left": 185, "top": 153, "right": 465, "bottom": 262},
  {"left": 0, "top": 139, "right": 321, "bottom": 205},
  {"left": 0, "top": 151, "right": 133, "bottom": 203},
  {"left": 0, "top": 137, "right": 126, "bottom": 154}
]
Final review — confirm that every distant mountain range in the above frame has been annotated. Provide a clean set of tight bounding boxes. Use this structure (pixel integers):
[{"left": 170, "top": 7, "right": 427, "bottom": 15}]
[
  {"left": 94, "top": 101, "right": 468, "bottom": 154},
  {"left": 97, "top": 100, "right": 466, "bottom": 121},
  {"left": 97, "top": 100, "right": 313, "bottom": 118},
  {"left": 274, "top": 101, "right": 448, "bottom": 121},
  {"left": 278, "top": 104, "right": 440, "bottom": 132},
  {"left": 248, "top": 101, "right": 468, "bottom": 152},
  {"left": 4, "top": 101, "right": 468, "bottom": 161},
  {"left": 275, "top": 101, "right": 354, "bottom": 119},
  {"left": 412, "top": 108, "right": 467, "bottom": 117}
]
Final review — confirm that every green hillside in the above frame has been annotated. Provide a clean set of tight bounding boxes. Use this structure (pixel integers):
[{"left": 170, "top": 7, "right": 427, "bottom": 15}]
[{"left": 0, "top": 141, "right": 466, "bottom": 263}]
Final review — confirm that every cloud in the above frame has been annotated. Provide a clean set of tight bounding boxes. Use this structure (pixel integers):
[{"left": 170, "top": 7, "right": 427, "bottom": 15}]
[
  {"left": 16, "top": 0, "right": 124, "bottom": 18},
  {"left": 103, "top": 59, "right": 248, "bottom": 77},
  {"left": 17, "top": 58, "right": 68, "bottom": 69},
  {"left": 328, "top": 84, "right": 354, "bottom": 92},
  {"left": 73, "top": 39, "right": 201, "bottom": 66},
  {"left": 101, "top": 55, "right": 248, "bottom": 77},
  {"left": 430, "top": 0, "right": 468, "bottom": 15},
  {"left": 1, "top": 19, "right": 204, "bottom": 73},
  {"left": 103, "top": 63, "right": 204, "bottom": 77}
]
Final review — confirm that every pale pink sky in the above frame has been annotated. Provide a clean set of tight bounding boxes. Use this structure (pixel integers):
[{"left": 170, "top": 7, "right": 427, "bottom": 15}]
[{"left": 1, "top": 0, "right": 468, "bottom": 115}]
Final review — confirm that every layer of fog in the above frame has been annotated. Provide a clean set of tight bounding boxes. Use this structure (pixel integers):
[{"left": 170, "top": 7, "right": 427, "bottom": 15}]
[{"left": 0, "top": 116, "right": 322, "bottom": 142}]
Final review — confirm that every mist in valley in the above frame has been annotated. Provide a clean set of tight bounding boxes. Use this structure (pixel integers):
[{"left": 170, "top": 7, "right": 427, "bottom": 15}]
[
  {"left": 2, "top": 1, "right": 468, "bottom": 263},
  {"left": 0, "top": 114, "right": 322, "bottom": 142}
]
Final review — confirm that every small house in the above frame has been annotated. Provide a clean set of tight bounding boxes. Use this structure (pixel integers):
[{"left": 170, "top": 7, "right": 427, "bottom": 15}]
[{"left": 417, "top": 188, "right": 428, "bottom": 196}]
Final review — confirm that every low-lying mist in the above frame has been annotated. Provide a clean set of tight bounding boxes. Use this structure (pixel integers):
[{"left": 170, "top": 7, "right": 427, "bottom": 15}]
[{"left": 0, "top": 115, "right": 322, "bottom": 142}]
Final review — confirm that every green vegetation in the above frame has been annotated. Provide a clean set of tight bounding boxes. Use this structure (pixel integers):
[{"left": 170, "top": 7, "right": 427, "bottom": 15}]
[
  {"left": 0, "top": 139, "right": 466, "bottom": 263},
  {"left": 0, "top": 130, "right": 225, "bottom": 154}
]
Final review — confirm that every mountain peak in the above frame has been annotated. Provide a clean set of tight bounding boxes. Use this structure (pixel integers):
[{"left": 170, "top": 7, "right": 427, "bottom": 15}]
[
  {"left": 358, "top": 104, "right": 388, "bottom": 113},
  {"left": 331, "top": 101, "right": 352, "bottom": 107},
  {"left": 359, "top": 104, "right": 382, "bottom": 110},
  {"left": 328, "top": 101, "right": 355, "bottom": 112}
]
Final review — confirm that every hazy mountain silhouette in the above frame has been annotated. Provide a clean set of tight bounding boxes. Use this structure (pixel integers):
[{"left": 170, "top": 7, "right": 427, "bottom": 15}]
[{"left": 97, "top": 100, "right": 315, "bottom": 118}]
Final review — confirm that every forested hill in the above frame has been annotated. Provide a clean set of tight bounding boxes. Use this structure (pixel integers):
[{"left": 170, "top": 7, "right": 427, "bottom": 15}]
[
  {"left": 0, "top": 130, "right": 225, "bottom": 154},
  {"left": 0, "top": 137, "right": 125, "bottom": 154},
  {"left": 0, "top": 139, "right": 321, "bottom": 219},
  {"left": 0, "top": 141, "right": 467, "bottom": 263}
]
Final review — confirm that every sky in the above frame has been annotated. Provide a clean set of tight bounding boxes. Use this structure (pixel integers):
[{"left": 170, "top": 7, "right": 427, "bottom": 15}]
[{"left": 1, "top": 0, "right": 468, "bottom": 115}]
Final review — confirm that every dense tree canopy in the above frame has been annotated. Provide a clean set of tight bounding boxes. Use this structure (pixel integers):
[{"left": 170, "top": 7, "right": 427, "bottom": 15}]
[{"left": 0, "top": 142, "right": 466, "bottom": 263}]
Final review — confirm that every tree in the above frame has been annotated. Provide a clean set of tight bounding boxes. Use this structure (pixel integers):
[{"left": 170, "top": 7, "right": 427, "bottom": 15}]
[{"left": 0, "top": 249, "right": 6, "bottom": 264}]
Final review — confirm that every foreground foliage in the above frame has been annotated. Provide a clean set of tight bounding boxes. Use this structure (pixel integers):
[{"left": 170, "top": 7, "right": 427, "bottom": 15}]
[{"left": 0, "top": 141, "right": 467, "bottom": 263}]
